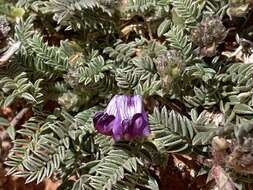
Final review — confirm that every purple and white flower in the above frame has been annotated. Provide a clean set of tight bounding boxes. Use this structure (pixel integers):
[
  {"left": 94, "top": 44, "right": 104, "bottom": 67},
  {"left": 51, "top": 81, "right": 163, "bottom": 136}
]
[{"left": 93, "top": 95, "right": 150, "bottom": 141}]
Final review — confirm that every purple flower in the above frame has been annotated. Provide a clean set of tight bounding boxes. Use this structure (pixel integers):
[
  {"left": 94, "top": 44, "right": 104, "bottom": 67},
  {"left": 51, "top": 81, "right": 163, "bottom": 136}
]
[{"left": 93, "top": 95, "right": 150, "bottom": 141}]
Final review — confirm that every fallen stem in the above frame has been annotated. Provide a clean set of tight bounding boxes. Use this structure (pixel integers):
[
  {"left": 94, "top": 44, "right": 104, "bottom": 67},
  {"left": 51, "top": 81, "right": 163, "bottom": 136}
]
[
  {"left": 0, "top": 42, "right": 21, "bottom": 66},
  {"left": 10, "top": 107, "right": 30, "bottom": 127}
]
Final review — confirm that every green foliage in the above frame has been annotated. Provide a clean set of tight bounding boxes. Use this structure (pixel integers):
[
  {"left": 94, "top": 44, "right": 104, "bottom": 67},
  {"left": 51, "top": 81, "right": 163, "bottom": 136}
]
[
  {"left": 6, "top": 107, "right": 98, "bottom": 184},
  {"left": 149, "top": 106, "right": 195, "bottom": 153},
  {"left": 157, "top": 19, "right": 170, "bottom": 37},
  {"left": 90, "top": 149, "right": 139, "bottom": 190},
  {"left": 14, "top": 17, "right": 69, "bottom": 78},
  {"left": 115, "top": 65, "right": 139, "bottom": 90},
  {"left": 6, "top": 116, "right": 70, "bottom": 183},
  {"left": 190, "top": 109, "right": 234, "bottom": 145},
  {"left": 164, "top": 25, "right": 193, "bottom": 62},
  {"left": 202, "top": 0, "right": 228, "bottom": 16},
  {"left": 124, "top": 0, "right": 170, "bottom": 17},
  {"left": 0, "top": 72, "right": 43, "bottom": 107},
  {"left": 77, "top": 55, "right": 115, "bottom": 92},
  {"left": 27, "top": 34, "right": 69, "bottom": 72},
  {"left": 213, "top": 62, "right": 253, "bottom": 123},
  {"left": 41, "top": 0, "right": 115, "bottom": 32},
  {"left": 172, "top": 0, "right": 202, "bottom": 27},
  {"left": 125, "top": 0, "right": 158, "bottom": 13}
]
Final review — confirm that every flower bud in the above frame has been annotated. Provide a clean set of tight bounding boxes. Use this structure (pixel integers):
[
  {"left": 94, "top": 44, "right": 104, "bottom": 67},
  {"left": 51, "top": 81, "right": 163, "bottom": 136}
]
[
  {"left": 58, "top": 92, "right": 80, "bottom": 112},
  {"left": 155, "top": 50, "right": 184, "bottom": 90},
  {"left": 64, "top": 67, "right": 80, "bottom": 89},
  {"left": 227, "top": 137, "right": 253, "bottom": 174},
  {"left": 191, "top": 16, "right": 227, "bottom": 57},
  {"left": 227, "top": 0, "right": 253, "bottom": 18},
  {"left": 212, "top": 136, "right": 229, "bottom": 151}
]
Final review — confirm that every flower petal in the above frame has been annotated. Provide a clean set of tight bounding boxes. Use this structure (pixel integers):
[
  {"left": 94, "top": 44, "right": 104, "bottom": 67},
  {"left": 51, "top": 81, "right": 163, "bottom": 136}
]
[
  {"left": 112, "top": 117, "right": 124, "bottom": 141},
  {"left": 117, "top": 95, "right": 144, "bottom": 120},
  {"left": 93, "top": 112, "right": 104, "bottom": 124},
  {"left": 93, "top": 95, "right": 149, "bottom": 141},
  {"left": 127, "top": 95, "right": 143, "bottom": 118},
  {"left": 93, "top": 112, "right": 115, "bottom": 135},
  {"left": 105, "top": 95, "right": 118, "bottom": 116},
  {"left": 124, "top": 112, "right": 149, "bottom": 139},
  {"left": 122, "top": 119, "right": 130, "bottom": 132}
]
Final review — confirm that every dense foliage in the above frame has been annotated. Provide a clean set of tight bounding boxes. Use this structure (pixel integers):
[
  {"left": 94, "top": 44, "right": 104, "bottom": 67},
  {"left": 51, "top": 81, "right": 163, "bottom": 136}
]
[{"left": 0, "top": 0, "right": 253, "bottom": 189}]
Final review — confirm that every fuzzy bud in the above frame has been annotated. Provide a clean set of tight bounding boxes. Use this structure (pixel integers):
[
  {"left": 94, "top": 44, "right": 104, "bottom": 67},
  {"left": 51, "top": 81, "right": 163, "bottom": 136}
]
[
  {"left": 227, "top": 0, "right": 253, "bottom": 18},
  {"left": 155, "top": 50, "right": 184, "bottom": 90},
  {"left": 212, "top": 136, "right": 229, "bottom": 151},
  {"left": 191, "top": 16, "right": 227, "bottom": 57},
  {"left": 227, "top": 137, "right": 253, "bottom": 174},
  {"left": 64, "top": 67, "right": 80, "bottom": 89},
  {"left": 211, "top": 165, "right": 236, "bottom": 190},
  {"left": 58, "top": 92, "right": 80, "bottom": 112}
]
